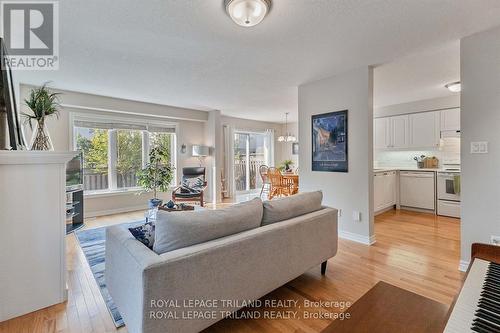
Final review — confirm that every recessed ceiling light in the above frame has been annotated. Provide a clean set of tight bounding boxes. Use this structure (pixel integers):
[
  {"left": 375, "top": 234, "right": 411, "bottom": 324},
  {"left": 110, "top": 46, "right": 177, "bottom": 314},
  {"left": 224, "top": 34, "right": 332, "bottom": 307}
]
[
  {"left": 445, "top": 81, "right": 461, "bottom": 92},
  {"left": 225, "top": 0, "right": 271, "bottom": 27}
]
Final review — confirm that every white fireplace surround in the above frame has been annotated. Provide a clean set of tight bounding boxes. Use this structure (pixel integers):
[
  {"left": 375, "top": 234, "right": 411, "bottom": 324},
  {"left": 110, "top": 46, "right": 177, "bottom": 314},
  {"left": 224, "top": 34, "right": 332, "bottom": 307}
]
[{"left": 0, "top": 151, "right": 76, "bottom": 321}]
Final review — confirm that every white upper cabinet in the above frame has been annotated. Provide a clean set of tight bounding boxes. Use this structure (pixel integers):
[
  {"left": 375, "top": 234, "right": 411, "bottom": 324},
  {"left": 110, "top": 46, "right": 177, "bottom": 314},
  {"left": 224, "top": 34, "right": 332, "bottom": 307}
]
[
  {"left": 440, "top": 108, "right": 460, "bottom": 132},
  {"left": 374, "top": 118, "right": 391, "bottom": 149},
  {"left": 390, "top": 115, "right": 409, "bottom": 148},
  {"left": 409, "top": 111, "right": 440, "bottom": 148}
]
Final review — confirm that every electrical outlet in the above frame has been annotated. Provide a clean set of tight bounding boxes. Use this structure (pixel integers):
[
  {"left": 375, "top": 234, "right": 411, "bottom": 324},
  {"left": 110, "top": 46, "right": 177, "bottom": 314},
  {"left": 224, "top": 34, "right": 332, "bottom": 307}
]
[{"left": 491, "top": 235, "right": 500, "bottom": 246}]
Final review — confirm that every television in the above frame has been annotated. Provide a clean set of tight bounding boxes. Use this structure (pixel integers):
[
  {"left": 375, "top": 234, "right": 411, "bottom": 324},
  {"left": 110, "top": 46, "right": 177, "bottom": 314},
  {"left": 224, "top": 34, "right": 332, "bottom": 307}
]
[
  {"left": 66, "top": 152, "right": 83, "bottom": 191},
  {"left": 0, "top": 37, "right": 26, "bottom": 150}
]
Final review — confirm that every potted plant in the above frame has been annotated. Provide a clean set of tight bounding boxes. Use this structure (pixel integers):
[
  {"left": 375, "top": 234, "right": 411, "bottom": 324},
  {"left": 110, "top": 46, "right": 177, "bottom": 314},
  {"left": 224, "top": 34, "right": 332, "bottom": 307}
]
[
  {"left": 278, "top": 159, "right": 294, "bottom": 173},
  {"left": 137, "top": 145, "right": 175, "bottom": 208},
  {"left": 22, "top": 84, "right": 61, "bottom": 151}
]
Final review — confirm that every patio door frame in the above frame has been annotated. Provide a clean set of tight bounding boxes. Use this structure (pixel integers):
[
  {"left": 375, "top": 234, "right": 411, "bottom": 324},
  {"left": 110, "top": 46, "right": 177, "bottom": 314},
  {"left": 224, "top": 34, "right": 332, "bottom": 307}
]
[{"left": 233, "top": 129, "right": 270, "bottom": 195}]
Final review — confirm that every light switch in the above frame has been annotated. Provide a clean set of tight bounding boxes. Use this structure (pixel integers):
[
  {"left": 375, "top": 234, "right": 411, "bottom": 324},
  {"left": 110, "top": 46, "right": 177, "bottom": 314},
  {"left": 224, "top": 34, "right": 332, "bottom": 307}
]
[
  {"left": 352, "top": 211, "right": 361, "bottom": 222},
  {"left": 470, "top": 141, "right": 488, "bottom": 154}
]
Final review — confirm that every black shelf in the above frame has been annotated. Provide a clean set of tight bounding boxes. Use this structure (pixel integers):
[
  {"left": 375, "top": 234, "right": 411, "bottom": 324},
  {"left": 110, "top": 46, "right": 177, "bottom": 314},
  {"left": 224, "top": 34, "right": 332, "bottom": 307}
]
[
  {"left": 66, "top": 189, "right": 84, "bottom": 235},
  {"left": 66, "top": 222, "right": 84, "bottom": 234}
]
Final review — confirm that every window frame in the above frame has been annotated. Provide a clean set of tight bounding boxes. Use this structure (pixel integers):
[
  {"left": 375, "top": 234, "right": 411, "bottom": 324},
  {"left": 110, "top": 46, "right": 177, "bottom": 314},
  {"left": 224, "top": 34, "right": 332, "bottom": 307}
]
[{"left": 69, "top": 112, "right": 178, "bottom": 196}]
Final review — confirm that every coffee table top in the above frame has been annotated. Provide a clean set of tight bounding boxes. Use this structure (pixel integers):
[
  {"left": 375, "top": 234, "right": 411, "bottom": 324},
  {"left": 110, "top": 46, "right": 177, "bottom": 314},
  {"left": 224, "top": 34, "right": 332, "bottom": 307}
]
[{"left": 321, "top": 281, "right": 449, "bottom": 333}]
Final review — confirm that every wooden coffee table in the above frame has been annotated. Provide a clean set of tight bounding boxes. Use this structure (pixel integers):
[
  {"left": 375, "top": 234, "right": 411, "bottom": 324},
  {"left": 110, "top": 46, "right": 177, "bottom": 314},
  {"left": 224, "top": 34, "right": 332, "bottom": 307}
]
[{"left": 321, "top": 281, "right": 449, "bottom": 333}]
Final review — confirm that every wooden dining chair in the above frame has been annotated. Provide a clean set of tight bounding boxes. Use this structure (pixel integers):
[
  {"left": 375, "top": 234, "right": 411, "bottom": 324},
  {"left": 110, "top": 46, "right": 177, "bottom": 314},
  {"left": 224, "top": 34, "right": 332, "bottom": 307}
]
[
  {"left": 259, "top": 165, "right": 271, "bottom": 199},
  {"left": 267, "top": 167, "right": 291, "bottom": 199}
]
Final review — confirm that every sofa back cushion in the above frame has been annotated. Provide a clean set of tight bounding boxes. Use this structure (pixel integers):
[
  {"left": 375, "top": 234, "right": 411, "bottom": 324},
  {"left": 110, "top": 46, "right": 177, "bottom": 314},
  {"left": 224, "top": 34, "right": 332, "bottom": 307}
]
[
  {"left": 153, "top": 197, "right": 263, "bottom": 254},
  {"left": 262, "top": 191, "right": 323, "bottom": 226}
]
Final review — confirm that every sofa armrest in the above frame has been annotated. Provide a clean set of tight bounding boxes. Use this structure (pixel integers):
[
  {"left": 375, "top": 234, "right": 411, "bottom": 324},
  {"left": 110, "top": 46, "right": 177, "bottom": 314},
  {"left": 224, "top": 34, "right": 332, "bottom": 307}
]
[{"left": 105, "top": 225, "right": 159, "bottom": 333}]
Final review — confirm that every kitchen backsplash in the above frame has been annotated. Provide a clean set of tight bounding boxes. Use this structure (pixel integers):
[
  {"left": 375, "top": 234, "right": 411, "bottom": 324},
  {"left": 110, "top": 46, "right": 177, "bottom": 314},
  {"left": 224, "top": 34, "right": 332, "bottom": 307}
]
[{"left": 374, "top": 137, "right": 460, "bottom": 168}]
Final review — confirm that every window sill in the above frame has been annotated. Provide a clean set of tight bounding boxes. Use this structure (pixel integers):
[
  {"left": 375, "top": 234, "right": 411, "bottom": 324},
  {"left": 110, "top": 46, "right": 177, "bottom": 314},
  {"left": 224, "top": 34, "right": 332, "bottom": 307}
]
[
  {"left": 84, "top": 188, "right": 143, "bottom": 198},
  {"left": 83, "top": 186, "right": 177, "bottom": 199}
]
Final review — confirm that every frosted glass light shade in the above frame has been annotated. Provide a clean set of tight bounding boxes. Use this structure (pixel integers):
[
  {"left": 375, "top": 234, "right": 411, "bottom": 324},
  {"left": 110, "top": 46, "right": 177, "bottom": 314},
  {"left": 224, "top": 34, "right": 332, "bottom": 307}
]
[
  {"left": 192, "top": 145, "right": 210, "bottom": 157},
  {"left": 225, "top": 0, "right": 271, "bottom": 27}
]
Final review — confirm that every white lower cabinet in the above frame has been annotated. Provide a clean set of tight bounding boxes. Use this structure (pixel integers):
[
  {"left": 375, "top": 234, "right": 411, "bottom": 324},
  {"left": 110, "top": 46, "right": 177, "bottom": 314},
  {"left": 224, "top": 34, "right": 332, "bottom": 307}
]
[{"left": 374, "top": 171, "right": 397, "bottom": 213}]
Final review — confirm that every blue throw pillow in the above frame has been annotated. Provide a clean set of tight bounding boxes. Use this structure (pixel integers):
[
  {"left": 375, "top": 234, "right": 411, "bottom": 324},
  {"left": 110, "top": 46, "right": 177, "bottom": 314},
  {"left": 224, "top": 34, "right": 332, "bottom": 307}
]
[{"left": 129, "top": 222, "right": 155, "bottom": 249}]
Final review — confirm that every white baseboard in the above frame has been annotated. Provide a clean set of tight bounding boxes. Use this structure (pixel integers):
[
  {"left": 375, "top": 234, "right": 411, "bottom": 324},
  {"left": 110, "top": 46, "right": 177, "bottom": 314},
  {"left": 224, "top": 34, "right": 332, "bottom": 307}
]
[
  {"left": 339, "top": 230, "right": 376, "bottom": 245},
  {"left": 85, "top": 204, "right": 147, "bottom": 218},
  {"left": 459, "top": 260, "right": 470, "bottom": 272}
]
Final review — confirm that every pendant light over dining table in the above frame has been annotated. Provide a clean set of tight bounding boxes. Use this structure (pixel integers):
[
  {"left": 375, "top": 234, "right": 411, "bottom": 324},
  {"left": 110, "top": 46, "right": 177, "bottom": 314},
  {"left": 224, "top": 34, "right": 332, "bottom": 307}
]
[
  {"left": 278, "top": 112, "right": 296, "bottom": 143},
  {"left": 225, "top": 0, "right": 272, "bottom": 27}
]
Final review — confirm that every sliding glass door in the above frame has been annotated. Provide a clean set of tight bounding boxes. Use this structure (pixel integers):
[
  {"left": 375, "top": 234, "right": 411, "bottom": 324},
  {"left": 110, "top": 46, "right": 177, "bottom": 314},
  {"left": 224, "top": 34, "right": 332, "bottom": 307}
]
[{"left": 234, "top": 131, "right": 268, "bottom": 193}]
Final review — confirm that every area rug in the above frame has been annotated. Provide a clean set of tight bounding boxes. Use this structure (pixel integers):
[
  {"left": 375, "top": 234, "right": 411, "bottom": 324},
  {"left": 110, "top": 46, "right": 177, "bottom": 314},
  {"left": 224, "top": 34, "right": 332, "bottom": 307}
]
[{"left": 75, "top": 221, "right": 142, "bottom": 328}]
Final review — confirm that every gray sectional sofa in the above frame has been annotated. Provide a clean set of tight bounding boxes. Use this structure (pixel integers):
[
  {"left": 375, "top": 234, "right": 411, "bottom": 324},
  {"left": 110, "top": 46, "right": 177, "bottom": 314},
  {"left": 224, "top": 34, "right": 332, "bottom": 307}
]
[{"left": 106, "top": 191, "right": 338, "bottom": 333}]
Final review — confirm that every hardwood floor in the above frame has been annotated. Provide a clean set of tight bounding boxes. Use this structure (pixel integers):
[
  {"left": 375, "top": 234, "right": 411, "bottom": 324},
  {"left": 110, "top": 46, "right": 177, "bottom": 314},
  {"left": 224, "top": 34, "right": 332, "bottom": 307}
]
[{"left": 0, "top": 209, "right": 463, "bottom": 333}]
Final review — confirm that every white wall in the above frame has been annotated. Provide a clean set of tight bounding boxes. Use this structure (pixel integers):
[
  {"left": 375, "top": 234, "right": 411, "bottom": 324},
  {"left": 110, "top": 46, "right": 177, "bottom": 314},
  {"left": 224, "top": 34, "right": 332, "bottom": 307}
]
[
  {"left": 298, "top": 66, "right": 374, "bottom": 244},
  {"left": 460, "top": 26, "right": 500, "bottom": 265},
  {"left": 20, "top": 85, "right": 207, "bottom": 217}
]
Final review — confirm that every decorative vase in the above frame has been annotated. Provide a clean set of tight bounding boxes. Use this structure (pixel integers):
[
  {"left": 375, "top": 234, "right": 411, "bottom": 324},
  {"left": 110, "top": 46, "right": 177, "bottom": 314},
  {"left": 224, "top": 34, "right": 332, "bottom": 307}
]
[
  {"left": 29, "top": 119, "right": 54, "bottom": 151},
  {"left": 148, "top": 198, "right": 163, "bottom": 209}
]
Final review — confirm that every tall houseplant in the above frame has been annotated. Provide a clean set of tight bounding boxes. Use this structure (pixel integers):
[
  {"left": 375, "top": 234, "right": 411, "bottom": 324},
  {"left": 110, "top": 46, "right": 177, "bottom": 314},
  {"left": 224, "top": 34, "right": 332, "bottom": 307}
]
[
  {"left": 137, "top": 145, "right": 175, "bottom": 208},
  {"left": 22, "top": 84, "right": 60, "bottom": 151}
]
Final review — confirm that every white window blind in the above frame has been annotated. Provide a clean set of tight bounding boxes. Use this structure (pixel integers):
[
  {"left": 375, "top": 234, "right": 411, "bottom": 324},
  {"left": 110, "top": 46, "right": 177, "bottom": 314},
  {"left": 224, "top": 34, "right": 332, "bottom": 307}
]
[{"left": 74, "top": 120, "right": 175, "bottom": 133}]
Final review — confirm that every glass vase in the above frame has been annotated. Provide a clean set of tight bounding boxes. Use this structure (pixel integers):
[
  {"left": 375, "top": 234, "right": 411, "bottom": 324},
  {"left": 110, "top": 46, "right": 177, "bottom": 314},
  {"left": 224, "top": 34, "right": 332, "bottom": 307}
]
[{"left": 30, "top": 119, "right": 54, "bottom": 151}]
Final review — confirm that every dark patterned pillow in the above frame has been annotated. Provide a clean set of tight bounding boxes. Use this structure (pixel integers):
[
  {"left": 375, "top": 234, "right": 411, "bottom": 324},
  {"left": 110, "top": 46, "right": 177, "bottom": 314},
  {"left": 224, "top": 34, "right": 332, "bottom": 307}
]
[
  {"left": 181, "top": 176, "right": 204, "bottom": 194},
  {"left": 129, "top": 222, "right": 155, "bottom": 249}
]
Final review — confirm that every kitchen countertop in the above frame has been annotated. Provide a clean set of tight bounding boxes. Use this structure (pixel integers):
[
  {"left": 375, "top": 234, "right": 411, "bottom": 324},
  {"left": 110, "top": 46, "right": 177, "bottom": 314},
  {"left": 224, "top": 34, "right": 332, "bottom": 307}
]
[{"left": 374, "top": 167, "right": 461, "bottom": 173}]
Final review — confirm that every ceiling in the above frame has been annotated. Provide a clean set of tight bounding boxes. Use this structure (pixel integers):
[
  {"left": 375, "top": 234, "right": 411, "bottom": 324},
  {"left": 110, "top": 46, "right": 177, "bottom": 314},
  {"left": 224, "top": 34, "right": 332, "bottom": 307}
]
[
  {"left": 374, "top": 41, "right": 460, "bottom": 108},
  {"left": 15, "top": 0, "right": 500, "bottom": 123}
]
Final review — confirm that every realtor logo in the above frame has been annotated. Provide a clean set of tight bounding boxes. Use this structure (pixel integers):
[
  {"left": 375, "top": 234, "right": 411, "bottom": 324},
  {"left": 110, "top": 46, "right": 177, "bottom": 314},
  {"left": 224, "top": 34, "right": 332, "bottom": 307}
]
[{"left": 1, "top": 1, "right": 59, "bottom": 70}]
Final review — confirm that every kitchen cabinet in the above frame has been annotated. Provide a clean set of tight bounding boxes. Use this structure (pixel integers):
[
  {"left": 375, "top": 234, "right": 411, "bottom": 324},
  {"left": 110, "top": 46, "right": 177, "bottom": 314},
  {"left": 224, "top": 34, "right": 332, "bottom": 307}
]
[
  {"left": 373, "top": 115, "right": 409, "bottom": 149},
  {"left": 391, "top": 115, "right": 409, "bottom": 148},
  {"left": 440, "top": 108, "right": 460, "bottom": 132},
  {"left": 374, "top": 118, "right": 391, "bottom": 149},
  {"left": 409, "top": 111, "right": 440, "bottom": 148},
  {"left": 374, "top": 171, "right": 397, "bottom": 213}
]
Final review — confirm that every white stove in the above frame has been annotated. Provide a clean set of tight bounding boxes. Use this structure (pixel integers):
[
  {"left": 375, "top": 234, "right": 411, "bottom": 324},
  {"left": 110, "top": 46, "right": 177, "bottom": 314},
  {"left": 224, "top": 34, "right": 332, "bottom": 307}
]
[{"left": 437, "top": 165, "right": 461, "bottom": 218}]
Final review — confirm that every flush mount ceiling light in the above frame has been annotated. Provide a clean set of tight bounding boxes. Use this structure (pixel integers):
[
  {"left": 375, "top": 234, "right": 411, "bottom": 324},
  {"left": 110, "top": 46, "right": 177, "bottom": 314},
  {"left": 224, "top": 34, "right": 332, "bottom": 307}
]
[
  {"left": 445, "top": 81, "right": 461, "bottom": 92},
  {"left": 225, "top": 0, "right": 271, "bottom": 27},
  {"left": 278, "top": 112, "right": 296, "bottom": 143}
]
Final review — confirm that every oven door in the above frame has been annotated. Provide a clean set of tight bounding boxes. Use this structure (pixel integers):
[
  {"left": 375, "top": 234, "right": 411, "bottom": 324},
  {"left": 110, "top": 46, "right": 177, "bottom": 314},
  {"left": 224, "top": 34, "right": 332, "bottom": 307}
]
[{"left": 437, "top": 173, "right": 460, "bottom": 201}]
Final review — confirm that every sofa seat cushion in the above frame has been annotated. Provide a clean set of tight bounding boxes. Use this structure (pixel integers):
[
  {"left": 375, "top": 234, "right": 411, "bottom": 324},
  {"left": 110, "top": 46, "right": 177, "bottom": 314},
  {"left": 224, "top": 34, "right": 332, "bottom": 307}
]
[
  {"left": 262, "top": 191, "right": 323, "bottom": 225},
  {"left": 153, "top": 197, "right": 263, "bottom": 254}
]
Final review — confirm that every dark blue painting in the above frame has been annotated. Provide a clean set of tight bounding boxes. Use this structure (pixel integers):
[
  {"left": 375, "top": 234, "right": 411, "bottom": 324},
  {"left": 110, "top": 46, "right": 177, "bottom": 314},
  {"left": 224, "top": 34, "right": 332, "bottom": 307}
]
[{"left": 312, "top": 110, "right": 348, "bottom": 172}]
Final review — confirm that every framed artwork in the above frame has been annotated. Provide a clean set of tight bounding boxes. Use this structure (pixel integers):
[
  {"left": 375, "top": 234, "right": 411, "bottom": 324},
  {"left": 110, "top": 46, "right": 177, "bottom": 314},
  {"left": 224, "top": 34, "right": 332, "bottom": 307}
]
[
  {"left": 292, "top": 142, "right": 299, "bottom": 155},
  {"left": 311, "top": 110, "right": 348, "bottom": 172}
]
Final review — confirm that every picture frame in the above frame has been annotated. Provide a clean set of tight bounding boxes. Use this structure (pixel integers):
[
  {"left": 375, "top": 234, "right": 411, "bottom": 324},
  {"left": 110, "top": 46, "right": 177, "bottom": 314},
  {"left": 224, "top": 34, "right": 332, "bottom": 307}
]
[
  {"left": 311, "top": 110, "right": 348, "bottom": 172},
  {"left": 292, "top": 142, "right": 299, "bottom": 155}
]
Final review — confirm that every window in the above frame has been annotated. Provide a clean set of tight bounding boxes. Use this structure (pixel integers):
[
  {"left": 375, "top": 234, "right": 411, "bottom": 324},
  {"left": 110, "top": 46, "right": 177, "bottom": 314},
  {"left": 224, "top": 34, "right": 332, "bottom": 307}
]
[
  {"left": 73, "top": 117, "right": 176, "bottom": 193},
  {"left": 234, "top": 131, "right": 268, "bottom": 193},
  {"left": 116, "top": 130, "right": 143, "bottom": 189},
  {"left": 75, "top": 127, "right": 109, "bottom": 191}
]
